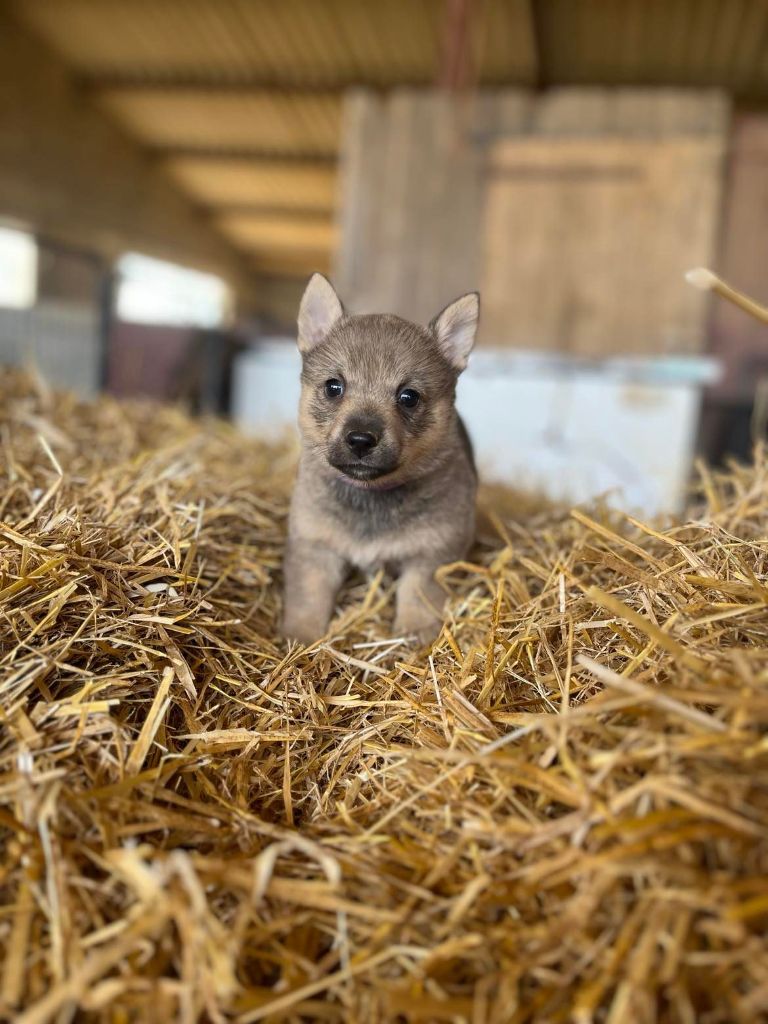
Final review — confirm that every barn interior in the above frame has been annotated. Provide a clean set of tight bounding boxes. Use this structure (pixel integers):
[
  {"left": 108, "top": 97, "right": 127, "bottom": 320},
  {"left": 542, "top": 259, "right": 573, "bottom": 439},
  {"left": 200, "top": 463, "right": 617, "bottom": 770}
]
[{"left": 3, "top": 4, "right": 768, "bottom": 1022}]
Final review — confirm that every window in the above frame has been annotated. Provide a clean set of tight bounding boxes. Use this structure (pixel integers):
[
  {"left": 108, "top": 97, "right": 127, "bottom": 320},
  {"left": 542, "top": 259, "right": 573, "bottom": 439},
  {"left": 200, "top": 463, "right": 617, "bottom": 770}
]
[
  {"left": 0, "top": 227, "right": 37, "bottom": 309},
  {"left": 115, "top": 253, "right": 231, "bottom": 329}
]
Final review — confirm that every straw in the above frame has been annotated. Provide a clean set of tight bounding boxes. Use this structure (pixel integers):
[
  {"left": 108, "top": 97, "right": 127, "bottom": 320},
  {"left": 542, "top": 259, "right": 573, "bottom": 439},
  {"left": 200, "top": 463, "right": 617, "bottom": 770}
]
[
  {"left": 1, "top": 368, "right": 767, "bottom": 1022},
  {"left": 686, "top": 266, "right": 768, "bottom": 324}
]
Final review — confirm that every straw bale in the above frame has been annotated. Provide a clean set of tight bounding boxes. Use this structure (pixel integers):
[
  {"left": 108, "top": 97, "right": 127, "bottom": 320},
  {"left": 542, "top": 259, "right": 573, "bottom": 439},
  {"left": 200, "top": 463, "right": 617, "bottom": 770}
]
[{"left": 1, "top": 369, "right": 767, "bottom": 1023}]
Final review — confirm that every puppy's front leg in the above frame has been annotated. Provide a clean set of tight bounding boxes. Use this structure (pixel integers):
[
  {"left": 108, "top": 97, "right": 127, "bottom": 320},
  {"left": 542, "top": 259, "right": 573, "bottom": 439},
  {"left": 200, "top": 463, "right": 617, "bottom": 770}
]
[
  {"left": 394, "top": 562, "right": 447, "bottom": 646},
  {"left": 282, "top": 540, "right": 347, "bottom": 645}
]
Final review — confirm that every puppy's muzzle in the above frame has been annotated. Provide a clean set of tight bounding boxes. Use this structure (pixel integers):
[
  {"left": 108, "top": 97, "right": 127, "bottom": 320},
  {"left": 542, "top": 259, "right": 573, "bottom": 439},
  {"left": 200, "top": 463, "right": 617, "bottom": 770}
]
[{"left": 329, "top": 416, "right": 397, "bottom": 480}]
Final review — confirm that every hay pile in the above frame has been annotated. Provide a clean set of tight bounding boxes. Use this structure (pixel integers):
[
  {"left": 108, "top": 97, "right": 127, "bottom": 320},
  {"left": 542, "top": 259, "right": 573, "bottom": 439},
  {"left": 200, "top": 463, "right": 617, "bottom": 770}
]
[{"left": 1, "top": 369, "right": 767, "bottom": 1024}]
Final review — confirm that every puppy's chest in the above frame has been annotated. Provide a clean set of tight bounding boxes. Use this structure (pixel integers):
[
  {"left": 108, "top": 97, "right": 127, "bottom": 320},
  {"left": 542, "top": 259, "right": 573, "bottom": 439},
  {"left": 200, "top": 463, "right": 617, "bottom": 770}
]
[
  {"left": 325, "top": 483, "right": 426, "bottom": 540},
  {"left": 316, "top": 483, "right": 445, "bottom": 567}
]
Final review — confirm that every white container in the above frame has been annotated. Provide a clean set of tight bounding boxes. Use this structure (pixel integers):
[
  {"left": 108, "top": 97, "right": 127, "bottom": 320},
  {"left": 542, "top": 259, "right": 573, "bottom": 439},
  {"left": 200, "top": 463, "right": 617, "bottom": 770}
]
[{"left": 232, "top": 340, "right": 719, "bottom": 517}]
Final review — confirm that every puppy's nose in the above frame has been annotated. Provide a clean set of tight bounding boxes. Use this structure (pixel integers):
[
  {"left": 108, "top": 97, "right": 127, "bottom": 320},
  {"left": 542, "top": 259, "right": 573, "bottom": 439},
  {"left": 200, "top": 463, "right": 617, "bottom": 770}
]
[{"left": 346, "top": 430, "right": 378, "bottom": 458}]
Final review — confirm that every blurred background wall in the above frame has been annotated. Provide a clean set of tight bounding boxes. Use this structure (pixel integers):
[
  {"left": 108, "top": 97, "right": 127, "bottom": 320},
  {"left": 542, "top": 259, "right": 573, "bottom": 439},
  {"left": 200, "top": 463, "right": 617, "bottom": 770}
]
[{"left": 1, "top": 1, "right": 767, "bottom": 513}]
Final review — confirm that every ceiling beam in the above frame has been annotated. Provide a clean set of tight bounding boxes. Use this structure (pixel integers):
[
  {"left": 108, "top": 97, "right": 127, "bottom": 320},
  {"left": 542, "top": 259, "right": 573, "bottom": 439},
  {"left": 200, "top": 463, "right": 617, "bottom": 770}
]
[
  {"left": 438, "top": 0, "right": 475, "bottom": 91},
  {"left": 154, "top": 148, "right": 338, "bottom": 162},
  {"left": 77, "top": 76, "right": 428, "bottom": 93},
  {"left": 528, "top": 0, "right": 546, "bottom": 91},
  {"left": 216, "top": 212, "right": 335, "bottom": 252},
  {"left": 203, "top": 204, "right": 335, "bottom": 219}
]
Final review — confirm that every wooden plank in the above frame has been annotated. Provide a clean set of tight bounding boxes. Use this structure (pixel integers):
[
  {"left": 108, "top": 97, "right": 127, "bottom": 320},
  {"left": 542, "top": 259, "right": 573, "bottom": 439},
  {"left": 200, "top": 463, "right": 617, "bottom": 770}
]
[
  {"left": 335, "top": 89, "right": 511, "bottom": 323},
  {"left": 482, "top": 137, "right": 724, "bottom": 354},
  {"left": 533, "top": 88, "right": 729, "bottom": 137},
  {"left": 335, "top": 89, "right": 727, "bottom": 348},
  {"left": 335, "top": 90, "right": 387, "bottom": 309}
]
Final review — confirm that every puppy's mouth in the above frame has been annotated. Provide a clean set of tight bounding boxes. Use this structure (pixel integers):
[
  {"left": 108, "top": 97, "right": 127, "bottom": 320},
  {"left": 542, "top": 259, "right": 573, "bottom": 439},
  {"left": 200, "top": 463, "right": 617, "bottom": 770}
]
[{"left": 330, "top": 462, "right": 397, "bottom": 482}]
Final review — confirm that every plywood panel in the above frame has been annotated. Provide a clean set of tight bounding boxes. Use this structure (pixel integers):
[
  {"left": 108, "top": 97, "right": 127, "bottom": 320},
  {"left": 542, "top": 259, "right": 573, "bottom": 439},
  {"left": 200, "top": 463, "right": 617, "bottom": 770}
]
[
  {"left": 482, "top": 137, "right": 724, "bottom": 354},
  {"left": 336, "top": 89, "right": 726, "bottom": 347},
  {"left": 532, "top": 87, "right": 729, "bottom": 136},
  {"left": 335, "top": 90, "right": 529, "bottom": 322}
]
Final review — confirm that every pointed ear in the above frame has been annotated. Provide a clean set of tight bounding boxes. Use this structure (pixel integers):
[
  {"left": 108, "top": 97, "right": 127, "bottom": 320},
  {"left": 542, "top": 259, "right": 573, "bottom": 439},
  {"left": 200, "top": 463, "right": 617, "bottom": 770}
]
[
  {"left": 430, "top": 292, "right": 479, "bottom": 371},
  {"left": 297, "top": 273, "right": 344, "bottom": 353}
]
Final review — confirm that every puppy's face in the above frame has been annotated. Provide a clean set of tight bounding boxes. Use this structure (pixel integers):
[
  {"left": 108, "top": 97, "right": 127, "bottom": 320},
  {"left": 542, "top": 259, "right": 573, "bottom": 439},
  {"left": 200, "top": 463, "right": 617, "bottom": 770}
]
[{"left": 295, "top": 276, "right": 479, "bottom": 488}]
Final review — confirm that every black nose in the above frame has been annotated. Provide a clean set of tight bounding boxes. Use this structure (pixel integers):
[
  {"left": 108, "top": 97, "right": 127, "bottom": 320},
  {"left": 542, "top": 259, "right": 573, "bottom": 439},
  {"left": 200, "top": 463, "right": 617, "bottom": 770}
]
[{"left": 346, "top": 430, "right": 378, "bottom": 458}]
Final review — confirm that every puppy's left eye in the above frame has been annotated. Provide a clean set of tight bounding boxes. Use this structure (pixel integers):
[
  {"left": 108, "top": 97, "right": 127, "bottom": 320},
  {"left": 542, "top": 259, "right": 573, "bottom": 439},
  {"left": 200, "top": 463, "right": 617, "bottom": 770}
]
[{"left": 397, "top": 388, "right": 421, "bottom": 409}]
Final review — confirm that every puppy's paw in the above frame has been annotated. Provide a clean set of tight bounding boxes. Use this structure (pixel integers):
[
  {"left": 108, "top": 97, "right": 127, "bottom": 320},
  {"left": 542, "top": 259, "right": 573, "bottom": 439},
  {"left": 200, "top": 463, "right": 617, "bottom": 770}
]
[
  {"left": 281, "top": 613, "right": 327, "bottom": 647},
  {"left": 414, "top": 622, "right": 442, "bottom": 647},
  {"left": 394, "top": 612, "right": 443, "bottom": 648}
]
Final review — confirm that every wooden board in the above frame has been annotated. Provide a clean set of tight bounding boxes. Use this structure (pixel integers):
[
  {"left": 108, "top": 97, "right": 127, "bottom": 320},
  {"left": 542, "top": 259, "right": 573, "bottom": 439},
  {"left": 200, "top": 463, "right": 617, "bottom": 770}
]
[
  {"left": 334, "top": 90, "right": 527, "bottom": 323},
  {"left": 336, "top": 89, "right": 727, "bottom": 351},
  {"left": 482, "top": 137, "right": 724, "bottom": 354}
]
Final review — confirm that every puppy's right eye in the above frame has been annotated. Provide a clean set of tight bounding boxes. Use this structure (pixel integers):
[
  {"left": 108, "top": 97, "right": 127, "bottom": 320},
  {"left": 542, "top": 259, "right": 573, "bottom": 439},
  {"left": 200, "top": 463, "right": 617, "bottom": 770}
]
[{"left": 324, "top": 378, "right": 344, "bottom": 399}]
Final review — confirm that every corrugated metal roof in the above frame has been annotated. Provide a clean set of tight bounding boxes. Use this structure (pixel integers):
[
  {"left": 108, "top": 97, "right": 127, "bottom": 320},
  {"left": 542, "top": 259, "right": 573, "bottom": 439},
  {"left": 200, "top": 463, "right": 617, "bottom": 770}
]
[
  {"left": 13, "top": 0, "right": 535, "bottom": 87},
  {"left": 15, "top": 0, "right": 768, "bottom": 93},
  {"left": 11, "top": 0, "right": 768, "bottom": 278},
  {"left": 537, "top": 0, "right": 768, "bottom": 92}
]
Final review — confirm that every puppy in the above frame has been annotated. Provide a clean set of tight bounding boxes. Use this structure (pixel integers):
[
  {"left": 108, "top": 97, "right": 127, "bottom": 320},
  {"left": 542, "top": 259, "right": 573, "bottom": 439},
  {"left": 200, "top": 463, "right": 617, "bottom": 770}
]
[{"left": 282, "top": 273, "right": 479, "bottom": 646}]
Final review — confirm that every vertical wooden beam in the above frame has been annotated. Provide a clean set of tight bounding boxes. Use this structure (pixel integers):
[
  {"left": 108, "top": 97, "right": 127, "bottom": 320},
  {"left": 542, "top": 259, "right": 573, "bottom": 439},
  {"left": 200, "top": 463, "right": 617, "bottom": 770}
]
[
  {"left": 438, "top": 0, "right": 477, "bottom": 91},
  {"left": 528, "top": 0, "right": 546, "bottom": 90}
]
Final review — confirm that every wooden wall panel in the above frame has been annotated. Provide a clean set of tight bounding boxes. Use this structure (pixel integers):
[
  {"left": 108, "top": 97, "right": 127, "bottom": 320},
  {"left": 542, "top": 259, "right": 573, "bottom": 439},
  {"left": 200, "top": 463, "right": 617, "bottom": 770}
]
[
  {"left": 336, "top": 89, "right": 728, "bottom": 354},
  {"left": 531, "top": 88, "right": 729, "bottom": 137},
  {"left": 335, "top": 90, "right": 529, "bottom": 324},
  {"left": 482, "top": 137, "right": 724, "bottom": 354}
]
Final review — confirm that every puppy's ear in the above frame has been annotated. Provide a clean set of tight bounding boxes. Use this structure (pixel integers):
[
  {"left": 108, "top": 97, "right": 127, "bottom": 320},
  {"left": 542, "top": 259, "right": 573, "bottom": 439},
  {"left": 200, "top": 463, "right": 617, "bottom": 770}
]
[
  {"left": 297, "top": 273, "right": 344, "bottom": 353},
  {"left": 430, "top": 292, "right": 480, "bottom": 371}
]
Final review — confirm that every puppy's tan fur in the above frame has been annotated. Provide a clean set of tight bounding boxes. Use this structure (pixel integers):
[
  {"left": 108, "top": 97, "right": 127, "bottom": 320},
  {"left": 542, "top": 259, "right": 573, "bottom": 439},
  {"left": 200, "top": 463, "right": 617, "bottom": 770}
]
[{"left": 282, "top": 274, "right": 479, "bottom": 645}]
